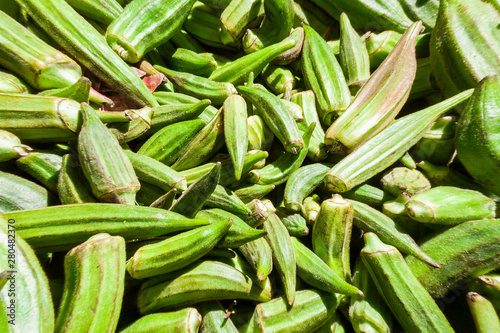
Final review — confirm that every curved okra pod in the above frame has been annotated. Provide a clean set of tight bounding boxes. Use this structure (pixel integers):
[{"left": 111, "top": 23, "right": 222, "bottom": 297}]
[
  {"left": 65, "top": 0, "right": 122, "bottom": 26},
  {"left": 238, "top": 84, "right": 303, "bottom": 154},
  {"left": 138, "top": 119, "right": 205, "bottom": 166},
  {"left": 405, "top": 186, "right": 496, "bottom": 225},
  {"left": 126, "top": 219, "right": 232, "bottom": 279},
  {"left": 16, "top": 0, "right": 158, "bottom": 107},
  {"left": 325, "top": 20, "right": 421, "bottom": 155},
  {"left": 120, "top": 309, "right": 202, "bottom": 333},
  {"left": 0, "top": 214, "right": 54, "bottom": 333},
  {"left": 242, "top": 289, "right": 339, "bottom": 333},
  {"left": 6, "top": 204, "right": 210, "bottom": 252},
  {"left": 57, "top": 154, "right": 97, "bottom": 204},
  {"left": 223, "top": 95, "right": 248, "bottom": 181},
  {"left": 284, "top": 162, "right": 332, "bottom": 212},
  {"left": 247, "top": 123, "right": 315, "bottom": 186},
  {"left": 55, "top": 234, "right": 126, "bottom": 333},
  {"left": 238, "top": 237, "right": 273, "bottom": 282},
  {"left": 16, "top": 152, "right": 63, "bottom": 192},
  {"left": 467, "top": 292, "right": 500, "bottom": 333},
  {"left": 149, "top": 99, "right": 211, "bottom": 133},
  {"left": 137, "top": 260, "right": 272, "bottom": 314},
  {"left": 312, "top": 195, "right": 354, "bottom": 280},
  {"left": 170, "top": 163, "right": 220, "bottom": 218},
  {"left": 78, "top": 103, "right": 140, "bottom": 204},
  {"left": 360, "top": 233, "right": 454, "bottom": 333},
  {"left": 406, "top": 219, "right": 500, "bottom": 298},
  {"left": 153, "top": 91, "right": 218, "bottom": 123},
  {"left": 106, "top": 0, "right": 196, "bottom": 63},
  {"left": 161, "top": 46, "right": 217, "bottom": 78},
  {"left": 301, "top": 25, "right": 350, "bottom": 126},
  {"left": 0, "top": 130, "right": 31, "bottom": 162},
  {"left": 348, "top": 199, "right": 439, "bottom": 268},
  {"left": 324, "top": 89, "right": 474, "bottom": 193},
  {"left": 292, "top": 237, "right": 363, "bottom": 296},
  {"left": 263, "top": 212, "right": 296, "bottom": 305},
  {"left": 234, "top": 184, "right": 275, "bottom": 204}
]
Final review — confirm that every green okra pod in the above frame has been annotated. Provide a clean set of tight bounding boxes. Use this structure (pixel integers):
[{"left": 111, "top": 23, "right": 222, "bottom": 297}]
[
  {"left": 467, "top": 292, "right": 500, "bottom": 333},
  {"left": 247, "top": 115, "right": 274, "bottom": 152},
  {"left": 0, "top": 69, "right": 31, "bottom": 94},
  {"left": 65, "top": 0, "right": 122, "bottom": 26},
  {"left": 302, "top": 195, "right": 321, "bottom": 224},
  {"left": 276, "top": 208, "right": 309, "bottom": 237},
  {"left": 150, "top": 188, "right": 177, "bottom": 209},
  {"left": 361, "top": 232, "right": 454, "bottom": 333},
  {"left": 154, "top": 91, "right": 218, "bottom": 123},
  {"left": 292, "top": 0, "right": 336, "bottom": 40},
  {"left": 16, "top": 0, "right": 158, "bottom": 107},
  {"left": 124, "top": 150, "right": 187, "bottom": 192},
  {"left": 301, "top": 25, "right": 350, "bottom": 126},
  {"left": 405, "top": 186, "right": 496, "bottom": 225},
  {"left": 0, "top": 130, "right": 31, "bottom": 162},
  {"left": 206, "top": 185, "right": 251, "bottom": 216},
  {"left": 348, "top": 199, "right": 439, "bottom": 268},
  {"left": 39, "top": 77, "right": 93, "bottom": 104},
  {"left": 324, "top": 89, "right": 474, "bottom": 193},
  {"left": 238, "top": 236, "right": 273, "bottom": 282},
  {"left": 137, "top": 260, "right": 272, "bottom": 314},
  {"left": 170, "top": 29, "right": 207, "bottom": 53},
  {"left": 234, "top": 184, "right": 275, "bottom": 203},
  {"left": 243, "top": 199, "right": 269, "bottom": 227},
  {"left": 78, "top": 103, "right": 140, "bottom": 204},
  {"left": 292, "top": 237, "right": 363, "bottom": 296},
  {"left": 260, "top": 64, "right": 296, "bottom": 99},
  {"left": 242, "top": 289, "right": 339, "bottom": 333},
  {"left": 170, "top": 163, "right": 220, "bottom": 218},
  {"left": 263, "top": 212, "right": 296, "bottom": 305},
  {"left": 380, "top": 166, "right": 431, "bottom": 197},
  {"left": 238, "top": 84, "right": 303, "bottom": 154},
  {"left": 406, "top": 219, "right": 500, "bottom": 298},
  {"left": 340, "top": 183, "right": 395, "bottom": 208},
  {"left": 412, "top": 115, "right": 456, "bottom": 165},
  {"left": 469, "top": 275, "right": 500, "bottom": 311},
  {"left": 161, "top": 46, "right": 217, "bottom": 78},
  {"left": 219, "top": 0, "right": 264, "bottom": 44},
  {"left": 383, "top": 194, "right": 428, "bottom": 240},
  {"left": 107, "top": 0, "right": 196, "bottom": 63},
  {"left": 224, "top": 95, "right": 248, "bottom": 181},
  {"left": 199, "top": 301, "right": 239, "bottom": 333},
  {"left": 120, "top": 309, "right": 202, "bottom": 333},
  {"left": 127, "top": 219, "right": 232, "bottom": 279},
  {"left": 55, "top": 233, "right": 126, "bottom": 333},
  {"left": 312, "top": 195, "right": 353, "bottom": 280},
  {"left": 15, "top": 152, "right": 63, "bottom": 192},
  {"left": 57, "top": 154, "right": 98, "bottom": 204},
  {"left": 107, "top": 106, "right": 154, "bottom": 143},
  {"left": 149, "top": 99, "right": 211, "bottom": 133},
  {"left": 7, "top": 203, "right": 210, "bottom": 252}
]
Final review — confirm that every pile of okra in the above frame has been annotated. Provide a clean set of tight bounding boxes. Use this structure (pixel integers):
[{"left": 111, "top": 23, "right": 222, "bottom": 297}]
[{"left": 0, "top": 0, "right": 499, "bottom": 331}]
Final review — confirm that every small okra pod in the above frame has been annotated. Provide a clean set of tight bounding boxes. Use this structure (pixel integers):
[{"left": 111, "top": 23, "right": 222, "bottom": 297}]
[
  {"left": 161, "top": 46, "right": 218, "bottom": 78},
  {"left": 0, "top": 130, "right": 31, "bottom": 162},
  {"left": 155, "top": 66, "right": 236, "bottom": 106},
  {"left": 238, "top": 237, "right": 273, "bottom": 282},
  {"left": 238, "top": 84, "right": 304, "bottom": 154},
  {"left": 467, "top": 292, "right": 500, "bottom": 333},
  {"left": 242, "top": 290, "right": 339, "bottom": 333},
  {"left": 106, "top": 0, "right": 196, "bottom": 63},
  {"left": 301, "top": 25, "right": 350, "bottom": 126},
  {"left": 243, "top": 199, "right": 269, "bottom": 227},
  {"left": 241, "top": 0, "right": 294, "bottom": 53},
  {"left": 224, "top": 95, "right": 248, "bottom": 181},
  {"left": 284, "top": 162, "right": 332, "bottom": 212},
  {"left": 281, "top": 99, "right": 304, "bottom": 122},
  {"left": 276, "top": 208, "right": 309, "bottom": 237},
  {"left": 150, "top": 188, "right": 177, "bottom": 209},
  {"left": 120, "top": 309, "right": 202, "bottom": 333},
  {"left": 170, "top": 163, "right": 220, "bottom": 218},
  {"left": 0, "top": 69, "right": 31, "bottom": 94},
  {"left": 123, "top": 150, "right": 187, "bottom": 192},
  {"left": 65, "top": 0, "right": 122, "bottom": 26},
  {"left": 154, "top": 91, "right": 219, "bottom": 123},
  {"left": 339, "top": 13, "right": 370, "bottom": 93},
  {"left": 126, "top": 219, "right": 232, "bottom": 279},
  {"left": 199, "top": 301, "right": 239, "bottom": 333},
  {"left": 382, "top": 194, "right": 428, "bottom": 240},
  {"left": 107, "top": 106, "right": 154, "bottom": 143},
  {"left": 302, "top": 195, "right": 321, "bottom": 224},
  {"left": 0, "top": 171, "right": 56, "bottom": 212},
  {"left": 219, "top": 0, "right": 265, "bottom": 44},
  {"left": 149, "top": 99, "right": 211, "bottom": 133},
  {"left": 292, "top": 90, "right": 328, "bottom": 161},
  {"left": 55, "top": 233, "right": 126, "bottom": 333},
  {"left": 341, "top": 183, "right": 395, "bottom": 208},
  {"left": 247, "top": 115, "right": 274, "bottom": 152},
  {"left": 263, "top": 212, "right": 296, "bottom": 305},
  {"left": 138, "top": 118, "right": 205, "bottom": 166},
  {"left": 209, "top": 38, "right": 296, "bottom": 86},
  {"left": 196, "top": 208, "right": 266, "bottom": 248},
  {"left": 400, "top": 151, "right": 418, "bottom": 169},
  {"left": 292, "top": 237, "right": 363, "bottom": 296},
  {"left": 325, "top": 21, "right": 422, "bottom": 155},
  {"left": 78, "top": 103, "right": 140, "bottom": 204},
  {"left": 348, "top": 199, "right": 439, "bottom": 268},
  {"left": 234, "top": 184, "right": 275, "bottom": 204},
  {"left": 312, "top": 195, "right": 353, "bottom": 280},
  {"left": 260, "top": 64, "right": 296, "bottom": 99},
  {"left": 405, "top": 186, "right": 496, "bottom": 225},
  {"left": 412, "top": 115, "right": 456, "bottom": 165},
  {"left": 171, "top": 108, "right": 224, "bottom": 171},
  {"left": 247, "top": 123, "right": 315, "bottom": 186},
  {"left": 380, "top": 166, "right": 431, "bottom": 197},
  {"left": 349, "top": 259, "right": 394, "bottom": 333},
  {"left": 324, "top": 88, "right": 474, "bottom": 193},
  {"left": 137, "top": 260, "right": 272, "bottom": 314},
  {"left": 16, "top": 152, "right": 63, "bottom": 192},
  {"left": 205, "top": 185, "right": 252, "bottom": 216},
  {"left": 406, "top": 219, "right": 500, "bottom": 298},
  {"left": 469, "top": 275, "right": 500, "bottom": 311},
  {"left": 360, "top": 232, "right": 455, "bottom": 333}
]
